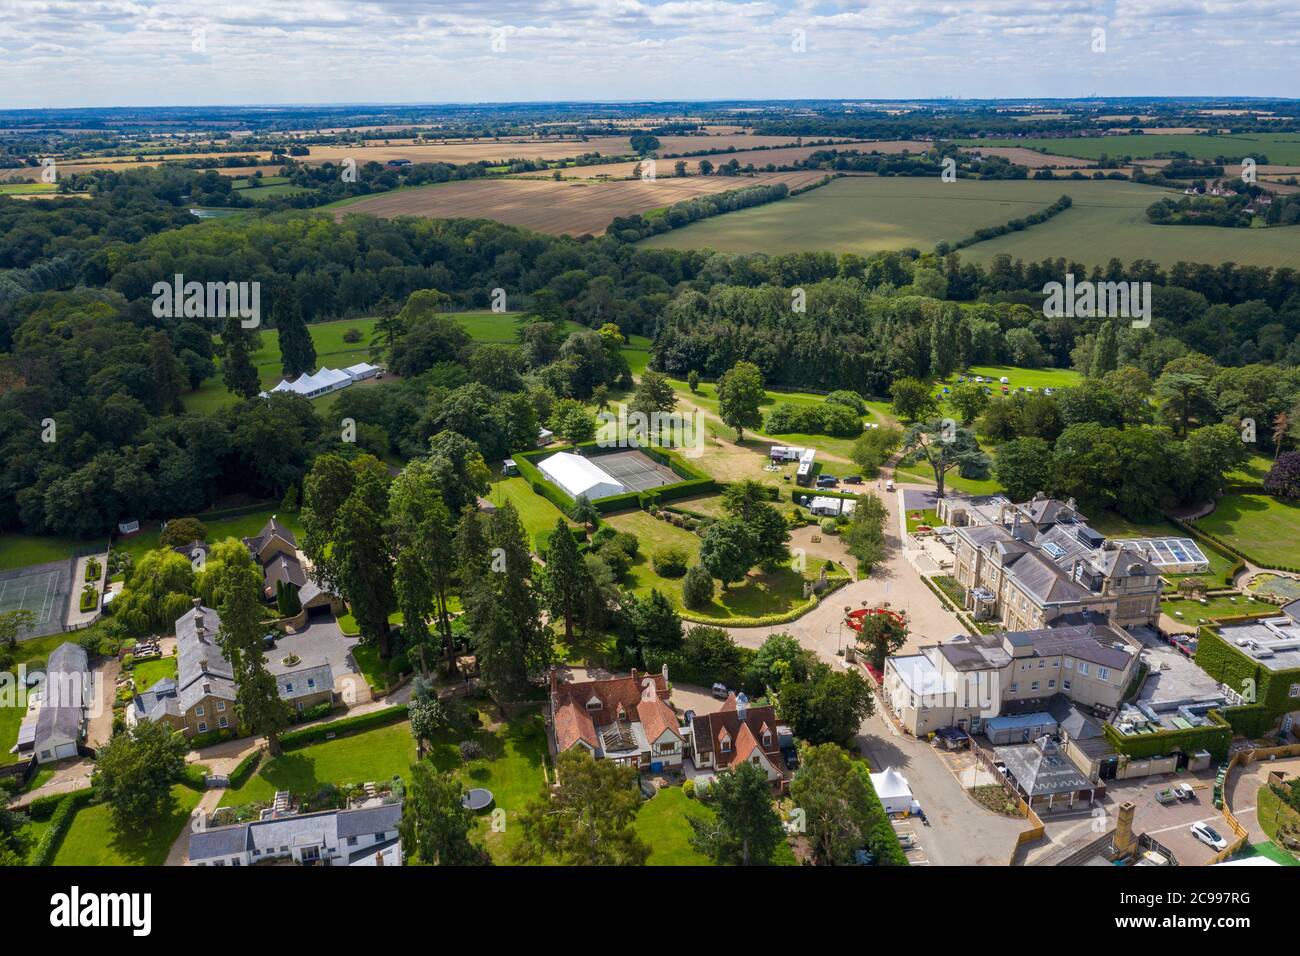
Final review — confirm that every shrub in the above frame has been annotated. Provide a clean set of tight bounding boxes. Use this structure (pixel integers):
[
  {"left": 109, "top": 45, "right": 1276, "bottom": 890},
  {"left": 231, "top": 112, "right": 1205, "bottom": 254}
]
[
  {"left": 229, "top": 749, "right": 262, "bottom": 789},
  {"left": 652, "top": 545, "right": 690, "bottom": 577},
  {"left": 682, "top": 778, "right": 695, "bottom": 799},
  {"left": 682, "top": 565, "right": 715, "bottom": 609},
  {"left": 28, "top": 790, "right": 95, "bottom": 866},
  {"left": 342, "top": 328, "right": 363, "bottom": 343},
  {"left": 459, "top": 739, "right": 484, "bottom": 763},
  {"left": 820, "top": 518, "right": 838, "bottom": 535},
  {"left": 279, "top": 705, "right": 409, "bottom": 750}
]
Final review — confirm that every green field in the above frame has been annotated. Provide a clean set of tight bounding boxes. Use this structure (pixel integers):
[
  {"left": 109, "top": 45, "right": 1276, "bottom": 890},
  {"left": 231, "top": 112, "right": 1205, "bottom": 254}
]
[
  {"left": 952, "top": 133, "right": 1300, "bottom": 165},
  {"left": 0, "top": 183, "right": 58, "bottom": 196},
  {"left": 52, "top": 785, "right": 201, "bottom": 866},
  {"left": 486, "top": 475, "right": 577, "bottom": 541},
  {"left": 640, "top": 175, "right": 1300, "bottom": 268},
  {"left": 1162, "top": 593, "right": 1271, "bottom": 623},
  {"left": 116, "top": 508, "right": 303, "bottom": 566},
  {"left": 128, "top": 654, "right": 178, "bottom": 691},
  {"left": 1194, "top": 494, "right": 1300, "bottom": 569},
  {"left": 956, "top": 365, "right": 1082, "bottom": 391}
]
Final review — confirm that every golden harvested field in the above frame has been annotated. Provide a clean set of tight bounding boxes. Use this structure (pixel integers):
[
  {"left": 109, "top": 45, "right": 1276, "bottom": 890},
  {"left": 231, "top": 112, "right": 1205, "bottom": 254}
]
[
  {"left": 963, "top": 146, "right": 1094, "bottom": 168},
  {"left": 331, "top": 171, "right": 828, "bottom": 236}
]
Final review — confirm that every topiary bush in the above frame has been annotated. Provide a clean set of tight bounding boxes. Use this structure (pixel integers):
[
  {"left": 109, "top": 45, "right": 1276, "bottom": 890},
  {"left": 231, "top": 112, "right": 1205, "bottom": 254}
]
[
  {"left": 652, "top": 545, "right": 690, "bottom": 578},
  {"left": 682, "top": 565, "right": 715, "bottom": 609}
]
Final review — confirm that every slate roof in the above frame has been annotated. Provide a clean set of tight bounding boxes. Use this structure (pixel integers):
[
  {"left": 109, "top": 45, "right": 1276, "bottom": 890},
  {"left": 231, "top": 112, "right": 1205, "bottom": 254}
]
[
  {"left": 133, "top": 677, "right": 183, "bottom": 722},
  {"left": 995, "top": 736, "right": 1095, "bottom": 797},
  {"left": 275, "top": 664, "right": 333, "bottom": 701},
  {"left": 1046, "top": 694, "right": 1106, "bottom": 740},
  {"left": 189, "top": 801, "right": 402, "bottom": 862},
  {"left": 242, "top": 518, "right": 298, "bottom": 556},
  {"left": 999, "top": 623, "right": 1136, "bottom": 671},
  {"left": 264, "top": 553, "right": 307, "bottom": 591},
  {"left": 175, "top": 603, "right": 239, "bottom": 709}
]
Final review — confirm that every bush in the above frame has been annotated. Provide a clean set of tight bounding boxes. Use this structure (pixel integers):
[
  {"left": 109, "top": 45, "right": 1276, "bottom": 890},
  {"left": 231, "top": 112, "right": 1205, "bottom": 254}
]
[
  {"left": 279, "top": 705, "right": 409, "bottom": 750},
  {"left": 652, "top": 545, "right": 690, "bottom": 577},
  {"left": 820, "top": 518, "right": 838, "bottom": 535},
  {"left": 682, "top": 564, "right": 715, "bottom": 609},
  {"left": 682, "top": 779, "right": 696, "bottom": 799},
  {"left": 229, "top": 749, "right": 262, "bottom": 789},
  {"left": 459, "top": 739, "right": 483, "bottom": 763},
  {"left": 342, "top": 328, "right": 363, "bottom": 343}
]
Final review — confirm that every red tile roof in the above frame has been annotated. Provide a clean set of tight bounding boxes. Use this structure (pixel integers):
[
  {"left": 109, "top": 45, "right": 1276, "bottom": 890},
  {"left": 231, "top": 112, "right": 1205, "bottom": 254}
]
[
  {"left": 550, "top": 669, "right": 672, "bottom": 755},
  {"left": 692, "top": 703, "right": 786, "bottom": 776}
]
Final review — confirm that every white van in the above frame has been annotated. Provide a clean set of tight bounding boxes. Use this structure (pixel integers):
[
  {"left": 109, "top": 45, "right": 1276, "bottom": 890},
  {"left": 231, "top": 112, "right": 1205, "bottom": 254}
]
[
  {"left": 999, "top": 376, "right": 1010, "bottom": 384},
  {"left": 885, "top": 479, "right": 895, "bottom": 492}
]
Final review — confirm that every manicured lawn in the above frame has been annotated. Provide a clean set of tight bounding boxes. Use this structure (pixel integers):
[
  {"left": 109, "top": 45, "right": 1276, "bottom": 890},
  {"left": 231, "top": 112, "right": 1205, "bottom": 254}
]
[
  {"left": 893, "top": 460, "right": 1004, "bottom": 496},
  {"left": 1255, "top": 784, "right": 1300, "bottom": 864},
  {"left": 956, "top": 365, "right": 1082, "bottom": 392},
  {"left": 487, "top": 475, "right": 576, "bottom": 542},
  {"left": 217, "top": 708, "right": 549, "bottom": 864},
  {"left": 905, "top": 508, "right": 940, "bottom": 534},
  {"left": 1161, "top": 594, "right": 1271, "bottom": 624},
  {"left": 1225, "top": 453, "right": 1274, "bottom": 488},
  {"left": 0, "top": 532, "right": 91, "bottom": 571},
  {"left": 218, "top": 721, "right": 418, "bottom": 808},
  {"left": 15, "top": 815, "right": 53, "bottom": 864},
  {"left": 52, "top": 785, "right": 201, "bottom": 866},
  {"left": 671, "top": 494, "right": 728, "bottom": 518},
  {"left": 349, "top": 637, "right": 407, "bottom": 691},
  {"left": 622, "top": 335, "right": 653, "bottom": 376},
  {"left": 128, "top": 654, "right": 178, "bottom": 691},
  {"left": 635, "top": 787, "right": 715, "bottom": 865},
  {"left": 1195, "top": 494, "right": 1300, "bottom": 569}
]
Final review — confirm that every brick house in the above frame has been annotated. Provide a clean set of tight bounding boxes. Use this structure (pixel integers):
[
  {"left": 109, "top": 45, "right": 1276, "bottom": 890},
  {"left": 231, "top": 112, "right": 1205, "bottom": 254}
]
[
  {"left": 548, "top": 666, "right": 686, "bottom": 771},
  {"left": 691, "top": 692, "right": 789, "bottom": 786}
]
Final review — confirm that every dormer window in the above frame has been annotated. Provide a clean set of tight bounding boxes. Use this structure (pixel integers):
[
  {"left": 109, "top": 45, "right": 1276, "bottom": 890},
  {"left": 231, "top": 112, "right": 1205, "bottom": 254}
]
[
  {"left": 585, "top": 695, "right": 602, "bottom": 712},
  {"left": 762, "top": 730, "right": 772, "bottom": 747},
  {"left": 719, "top": 731, "right": 732, "bottom": 753}
]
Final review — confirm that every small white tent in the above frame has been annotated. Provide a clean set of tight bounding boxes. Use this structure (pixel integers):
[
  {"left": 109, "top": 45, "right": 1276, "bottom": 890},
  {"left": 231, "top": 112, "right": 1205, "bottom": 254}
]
[
  {"left": 870, "top": 767, "right": 915, "bottom": 815},
  {"left": 538, "top": 452, "right": 626, "bottom": 501}
]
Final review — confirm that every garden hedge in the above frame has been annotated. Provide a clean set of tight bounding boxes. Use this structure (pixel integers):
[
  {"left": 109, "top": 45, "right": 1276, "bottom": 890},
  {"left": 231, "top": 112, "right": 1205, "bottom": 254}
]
[
  {"left": 1195, "top": 624, "right": 1300, "bottom": 720},
  {"left": 1102, "top": 711, "right": 1232, "bottom": 762},
  {"left": 228, "top": 749, "right": 262, "bottom": 790},
  {"left": 27, "top": 788, "right": 95, "bottom": 867},
  {"left": 280, "top": 704, "right": 409, "bottom": 751}
]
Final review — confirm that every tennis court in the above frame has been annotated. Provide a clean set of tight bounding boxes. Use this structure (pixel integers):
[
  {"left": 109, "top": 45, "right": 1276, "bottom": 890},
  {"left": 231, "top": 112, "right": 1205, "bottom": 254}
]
[
  {"left": 592, "top": 449, "right": 681, "bottom": 493},
  {"left": 0, "top": 560, "right": 71, "bottom": 636}
]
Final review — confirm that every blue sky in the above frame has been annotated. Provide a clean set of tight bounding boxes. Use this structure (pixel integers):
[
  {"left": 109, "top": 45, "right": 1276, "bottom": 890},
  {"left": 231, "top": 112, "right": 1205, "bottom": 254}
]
[{"left": 0, "top": 0, "right": 1296, "bottom": 108}]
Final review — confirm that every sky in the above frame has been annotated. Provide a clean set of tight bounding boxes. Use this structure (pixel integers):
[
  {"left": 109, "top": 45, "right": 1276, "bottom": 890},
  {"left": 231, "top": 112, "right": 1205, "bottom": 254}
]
[{"left": 0, "top": 0, "right": 1297, "bottom": 109}]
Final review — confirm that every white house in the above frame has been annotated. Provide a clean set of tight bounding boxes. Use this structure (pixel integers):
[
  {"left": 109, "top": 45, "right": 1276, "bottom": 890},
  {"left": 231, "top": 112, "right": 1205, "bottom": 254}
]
[
  {"left": 538, "top": 452, "right": 626, "bottom": 501},
  {"left": 188, "top": 801, "right": 403, "bottom": 867}
]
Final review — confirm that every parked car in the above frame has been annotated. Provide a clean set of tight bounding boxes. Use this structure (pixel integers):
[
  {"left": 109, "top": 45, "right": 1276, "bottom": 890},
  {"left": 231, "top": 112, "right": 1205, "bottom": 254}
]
[
  {"left": 1173, "top": 783, "right": 1196, "bottom": 801},
  {"left": 844, "top": 475, "right": 863, "bottom": 485},
  {"left": 711, "top": 683, "right": 729, "bottom": 700},
  {"left": 885, "top": 479, "right": 895, "bottom": 491},
  {"left": 1190, "top": 821, "right": 1227, "bottom": 850},
  {"left": 1156, "top": 787, "right": 1179, "bottom": 805}
]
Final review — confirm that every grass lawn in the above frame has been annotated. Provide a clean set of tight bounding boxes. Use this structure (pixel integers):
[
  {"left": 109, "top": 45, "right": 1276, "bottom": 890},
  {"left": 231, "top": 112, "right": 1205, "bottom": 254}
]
[
  {"left": 217, "top": 708, "right": 549, "bottom": 864},
  {"left": 218, "top": 721, "right": 418, "bottom": 808},
  {"left": 449, "top": 310, "right": 584, "bottom": 343},
  {"left": 1225, "top": 453, "right": 1274, "bottom": 488},
  {"left": 604, "top": 508, "right": 842, "bottom": 621},
  {"left": 0, "top": 532, "right": 92, "bottom": 571},
  {"left": 635, "top": 787, "right": 715, "bottom": 865},
  {"left": 128, "top": 654, "right": 178, "bottom": 690},
  {"left": 0, "top": 182, "right": 59, "bottom": 196},
  {"left": 0, "top": 699, "right": 26, "bottom": 767},
  {"left": 671, "top": 494, "right": 729, "bottom": 518},
  {"left": 1194, "top": 494, "right": 1300, "bottom": 569},
  {"left": 1255, "top": 784, "right": 1300, "bottom": 864},
  {"left": 1161, "top": 594, "right": 1271, "bottom": 624},
  {"left": 349, "top": 637, "right": 408, "bottom": 691},
  {"left": 487, "top": 475, "right": 577, "bottom": 542},
  {"left": 893, "top": 460, "right": 1004, "bottom": 496},
  {"left": 15, "top": 815, "right": 54, "bottom": 864},
  {"left": 955, "top": 365, "right": 1082, "bottom": 392},
  {"left": 52, "top": 785, "right": 201, "bottom": 866},
  {"left": 905, "top": 509, "right": 940, "bottom": 534}
]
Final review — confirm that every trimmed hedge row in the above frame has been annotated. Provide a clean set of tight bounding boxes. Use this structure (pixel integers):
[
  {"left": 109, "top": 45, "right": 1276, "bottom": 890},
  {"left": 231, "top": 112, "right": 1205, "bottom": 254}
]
[
  {"left": 28, "top": 789, "right": 95, "bottom": 867},
  {"left": 279, "top": 704, "right": 409, "bottom": 751},
  {"left": 229, "top": 749, "right": 262, "bottom": 790},
  {"left": 1195, "top": 624, "right": 1300, "bottom": 721},
  {"left": 1102, "top": 711, "right": 1232, "bottom": 762},
  {"left": 677, "top": 572, "right": 851, "bottom": 628},
  {"left": 1217, "top": 703, "right": 1278, "bottom": 739}
]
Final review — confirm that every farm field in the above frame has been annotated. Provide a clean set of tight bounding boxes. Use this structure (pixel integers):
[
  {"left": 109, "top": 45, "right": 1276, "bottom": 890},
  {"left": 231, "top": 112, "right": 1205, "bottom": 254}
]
[
  {"left": 556, "top": 139, "right": 925, "bottom": 179},
  {"left": 0, "top": 182, "right": 59, "bottom": 195},
  {"left": 951, "top": 133, "right": 1300, "bottom": 165},
  {"left": 963, "top": 146, "right": 1094, "bottom": 168},
  {"left": 1194, "top": 494, "right": 1300, "bottom": 570},
  {"left": 640, "top": 176, "right": 1176, "bottom": 259},
  {"left": 330, "top": 172, "right": 828, "bottom": 236}
]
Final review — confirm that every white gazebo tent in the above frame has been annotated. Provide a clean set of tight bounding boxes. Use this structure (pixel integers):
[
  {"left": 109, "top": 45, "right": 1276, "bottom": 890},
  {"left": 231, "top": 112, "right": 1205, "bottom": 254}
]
[{"left": 870, "top": 767, "right": 915, "bottom": 815}]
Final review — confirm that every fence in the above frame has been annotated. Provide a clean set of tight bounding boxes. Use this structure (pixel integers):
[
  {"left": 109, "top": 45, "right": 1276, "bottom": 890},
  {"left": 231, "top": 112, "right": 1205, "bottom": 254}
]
[
  {"left": 0, "top": 755, "right": 37, "bottom": 785},
  {"left": 969, "top": 741, "right": 1046, "bottom": 863},
  {"left": 1212, "top": 740, "right": 1300, "bottom": 864}
]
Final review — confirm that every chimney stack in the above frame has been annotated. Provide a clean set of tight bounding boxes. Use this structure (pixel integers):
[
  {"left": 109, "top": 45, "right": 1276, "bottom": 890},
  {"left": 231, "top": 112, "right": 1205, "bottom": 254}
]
[{"left": 1113, "top": 801, "right": 1137, "bottom": 859}]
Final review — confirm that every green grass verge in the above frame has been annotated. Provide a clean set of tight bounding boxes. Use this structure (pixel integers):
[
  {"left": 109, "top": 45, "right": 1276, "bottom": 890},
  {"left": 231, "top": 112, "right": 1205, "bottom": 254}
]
[
  {"left": 1194, "top": 494, "right": 1300, "bottom": 570},
  {"left": 635, "top": 787, "right": 715, "bottom": 865}
]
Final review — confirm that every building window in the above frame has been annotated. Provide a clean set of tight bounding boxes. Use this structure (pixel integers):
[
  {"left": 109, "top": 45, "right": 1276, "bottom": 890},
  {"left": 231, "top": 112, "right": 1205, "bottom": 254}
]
[
  {"left": 218, "top": 717, "right": 229, "bottom": 729},
  {"left": 347, "top": 836, "right": 357, "bottom": 846},
  {"left": 1009, "top": 683, "right": 1018, "bottom": 693},
  {"left": 1048, "top": 679, "right": 1056, "bottom": 689},
  {"left": 1063, "top": 679, "right": 1072, "bottom": 690},
  {"left": 1078, "top": 662, "right": 1090, "bottom": 676},
  {"left": 1064, "top": 658, "right": 1073, "bottom": 669},
  {"left": 216, "top": 701, "right": 225, "bottom": 712},
  {"left": 1098, "top": 666, "right": 1110, "bottom": 682},
  {"left": 307, "top": 679, "right": 315, "bottom": 689},
  {"left": 285, "top": 683, "right": 294, "bottom": 693},
  {"left": 195, "top": 705, "right": 205, "bottom": 717},
  {"left": 762, "top": 731, "right": 771, "bottom": 747},
  {"left": 197, "top": 722, "right": 208, "bottom": 733},
  {"left": 1038, "top": 660, "right": 1045, "bottom": 669},
  {"left": 720, "top": 737, "right": 731, "bottom": 753},
  {"left": 1030, "top": 681, "right": 1039, "bottom": 692}
]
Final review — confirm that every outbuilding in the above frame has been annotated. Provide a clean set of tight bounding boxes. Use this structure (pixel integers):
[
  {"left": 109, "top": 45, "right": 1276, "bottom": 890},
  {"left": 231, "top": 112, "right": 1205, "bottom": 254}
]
[{"left": 538, "top": 452, "right": 626, "bottom": 501}]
